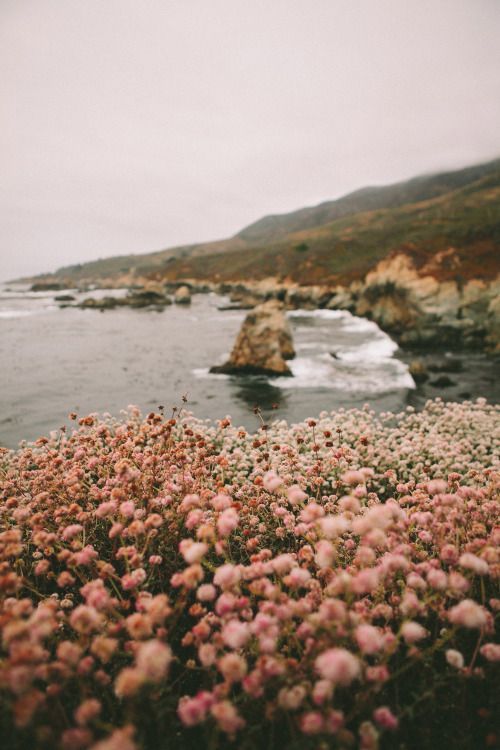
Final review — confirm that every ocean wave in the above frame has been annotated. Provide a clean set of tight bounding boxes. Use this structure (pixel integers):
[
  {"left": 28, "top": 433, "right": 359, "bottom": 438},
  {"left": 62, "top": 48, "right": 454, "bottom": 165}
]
[
  {"left": 336, "top": 336, "right": 398, "bottom": 361},
  {"left": 276, "top": 355, "right": 415, "bottom": 392},
  {"left": 287, "top": 309, "right": 348, "bottom": 320}
]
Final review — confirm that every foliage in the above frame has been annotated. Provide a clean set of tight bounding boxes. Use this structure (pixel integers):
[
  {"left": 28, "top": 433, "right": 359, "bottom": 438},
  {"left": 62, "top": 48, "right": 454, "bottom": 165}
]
[{"left": 0, "top": 400, "right": 499, "bottom": 749}]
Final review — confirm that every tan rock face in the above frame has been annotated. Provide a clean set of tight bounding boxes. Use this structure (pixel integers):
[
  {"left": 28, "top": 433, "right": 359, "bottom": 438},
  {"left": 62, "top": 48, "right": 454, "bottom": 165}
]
[
  {"left": 210, "top": 300, "right": 295, "bottom": 376},
  {"left": 174, "top": 285, "right": 192, "bottom": 304},
  {"left": 356, "top": 254, "right": 500, "bottom": 349}
]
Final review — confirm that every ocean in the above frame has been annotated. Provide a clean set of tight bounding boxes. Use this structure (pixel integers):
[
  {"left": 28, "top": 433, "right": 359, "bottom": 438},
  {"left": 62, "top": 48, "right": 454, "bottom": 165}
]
[{"left": 1, "top": 284, "right": 497, "bottom": 448}]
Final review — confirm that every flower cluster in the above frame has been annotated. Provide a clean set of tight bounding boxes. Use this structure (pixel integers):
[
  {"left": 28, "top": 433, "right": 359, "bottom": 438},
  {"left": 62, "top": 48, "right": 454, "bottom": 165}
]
[{"left": 0, "top": 399, "right": 498, "bottom": 749}]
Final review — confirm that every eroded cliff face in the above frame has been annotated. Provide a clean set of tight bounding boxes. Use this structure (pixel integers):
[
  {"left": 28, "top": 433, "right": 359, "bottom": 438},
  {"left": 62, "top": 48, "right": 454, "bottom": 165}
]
[
  {"left": 180, "top": 252, "right": 499, "bottom": 352},
  {"left": 350, "top": 254, "right": 499, "bottom": 350}
]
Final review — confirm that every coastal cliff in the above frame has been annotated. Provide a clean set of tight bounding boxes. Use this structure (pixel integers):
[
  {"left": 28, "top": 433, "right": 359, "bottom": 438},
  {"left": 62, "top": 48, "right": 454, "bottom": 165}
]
[{"left": 24, "top": 158, "right": 500, "bottom": 351}]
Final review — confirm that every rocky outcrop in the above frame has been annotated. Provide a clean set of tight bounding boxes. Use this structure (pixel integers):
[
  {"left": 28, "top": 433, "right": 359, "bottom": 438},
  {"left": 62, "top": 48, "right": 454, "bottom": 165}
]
[
  {"left": 201, "top": 257, "right": 500, "bottom": 352},
  {"left": 174, "top": 285, "right": 191, "bottom": 304},
  {"left": 79, "top": 290, "right": 172, "bottom": 310},
  {"left": 354, "top": 254, "right": 500, "bottom": 351},
  {"left": 210, "top": 300, "right": 295, "bottom": 376}
]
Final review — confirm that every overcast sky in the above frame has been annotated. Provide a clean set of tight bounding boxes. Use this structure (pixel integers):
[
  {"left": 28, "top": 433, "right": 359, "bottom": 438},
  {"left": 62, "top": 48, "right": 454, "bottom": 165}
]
[{"left": 1, "top": 0, "right": 499, "bottom": 281}]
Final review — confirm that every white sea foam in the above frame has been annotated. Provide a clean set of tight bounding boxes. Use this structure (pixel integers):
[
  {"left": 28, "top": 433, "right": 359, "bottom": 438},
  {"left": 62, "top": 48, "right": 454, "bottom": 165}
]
[
  {"left": 0, "top": 309, "right": 34, "bottom": 319},
  {"left": 276, "top": 355, "right": 415, "bottom": 392},
  {"left": 288, "top": 309, "right": 348, "bottom": 320},
  {"left": 193, "top": 367, "right": 230, "bottom": 380},
  {"left": 337, "top": 336, "right": 398, "bottom": 362}
]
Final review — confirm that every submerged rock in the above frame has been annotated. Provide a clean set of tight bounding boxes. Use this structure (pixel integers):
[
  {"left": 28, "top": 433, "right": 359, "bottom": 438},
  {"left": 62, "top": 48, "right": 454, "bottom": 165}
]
[
  {"left": 79, "top": 290, "right": 171, "bottom": 310},
  {"left": 429, "top": 375, "right": 456, "bottom": 388},
  {"left": 210, "top": 300, "right": 295, "bottom": 376},
  {"left": 126, "top": 290, "right": 171, "bottom": 308},
  {"left": 31, "top": 281, "right": 65, "bottom": 292},
  {"left": 80, "top": 296, "right": 119, "bottom": 310},
  {"left": 408, "top": 360, "right": 429, "bottom": 384}
]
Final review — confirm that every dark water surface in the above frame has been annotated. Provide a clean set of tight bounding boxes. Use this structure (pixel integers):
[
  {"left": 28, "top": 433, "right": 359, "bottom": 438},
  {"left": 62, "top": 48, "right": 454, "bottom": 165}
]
[{"left": 0, "top": 285, "right": 498, "bottom": 447}]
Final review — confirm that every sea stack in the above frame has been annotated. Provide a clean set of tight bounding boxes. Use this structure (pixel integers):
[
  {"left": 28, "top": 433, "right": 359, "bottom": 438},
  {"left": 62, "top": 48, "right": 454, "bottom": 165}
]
[{"left": 210, "top": 300, "right": 295, "bottom": 376}]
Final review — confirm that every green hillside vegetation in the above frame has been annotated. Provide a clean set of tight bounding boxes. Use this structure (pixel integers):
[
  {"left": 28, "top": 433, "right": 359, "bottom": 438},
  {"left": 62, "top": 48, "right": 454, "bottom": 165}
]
[
  {"left": 31, "top": 157, "right": 500, "bottom": 286},
  {"left": 161, "top": 168, "right": 500, "bottom": 286}
]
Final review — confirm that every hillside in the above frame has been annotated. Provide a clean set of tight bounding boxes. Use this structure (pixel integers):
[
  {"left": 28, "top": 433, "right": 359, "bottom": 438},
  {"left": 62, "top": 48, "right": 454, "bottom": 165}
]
[
  {"left": 29, "top": 157, "right": 500, "bottom": 288},
  {"left": 160, "top": 167, "right": 500, "bottom": 286},
  {"left": 26, "top": 158, "right": 500, "bottom": 351}
]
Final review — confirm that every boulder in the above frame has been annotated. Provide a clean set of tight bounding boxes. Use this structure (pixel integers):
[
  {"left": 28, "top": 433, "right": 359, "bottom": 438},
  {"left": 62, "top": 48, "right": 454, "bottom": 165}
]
[
  {"left": 408, "top": 360, "right": 429, "bottom": 384},
  {"left": 174, "top": 285, "right": 192, "bottom": 304},
  {"left": 79, "top": 291, "right": 171, "bottom": 310},
  {"left": 126, "top": 290, "right": 171, "bottom": 308},
  {"left": 80, "top": 296, "right": 119, "bottom": 310},
  {"left": 210, "top": 300, "right": 295, "bottom": 376}
]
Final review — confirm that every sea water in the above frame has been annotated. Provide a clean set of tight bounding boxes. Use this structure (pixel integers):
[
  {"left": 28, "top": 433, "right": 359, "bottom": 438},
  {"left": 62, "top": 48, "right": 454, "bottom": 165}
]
[{"left": 0, "top": 284, "right": 497, "bottom": 447}]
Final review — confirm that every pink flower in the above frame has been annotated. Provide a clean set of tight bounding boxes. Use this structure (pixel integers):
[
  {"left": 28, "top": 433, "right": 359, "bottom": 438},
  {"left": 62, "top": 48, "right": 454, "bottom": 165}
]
[
  {"left": 355, "top": 624, "right": 384, "bottom": 655},
  {"left": 121, "top": 568, "right": 147, "bottom": 590},
  {"left": 179, "top": 539, "right": 208, "bottom": 564},
  {"left": 271, "top": 553, "right": 296, "bottom": 575},
  {"left": 312, "top": 680, "right": 333, "bottom": 705},
  {"left": 373, "top": 706, "right": 398, "bottom": 730},
  {"left": 210, "top": 700, "right": 245, "bottom": 734},
  {"left": 217, "top": 653, "right": 247, "bottom": 683},
  {"left": 178, "top": 692, "right": 214, "bottom": 726},
  {"left": 427, "top": 479, "right": 447, "bottom": 495},
  {"left": 400, "top": 621, "right": 427, "bottom": 644},
  {"left": 73, "top": 545, "right": 98, "bottom": 566},
  {"left": 91, "top": 726, "right": 137, "bottom": 750},
  {"left": 221, "top": 620, "right": 250, "bottom": 649},
  {"left": 61, "top": 524, "right": 84, "bottom": 541},
  {"left": 95, "top": 500, "right": 116, "bottom": 518},
  {"left": 300, "top": 711, "right": 324, "bottom": 734},
  {"left": 214, "top": 564, "right": 241, "bottom": 589},
  {"left": 480, "top": 643, "right": 500, "bottom": 662},
  {"left": 318, "top": 515, "right": 350, "bottom": 539},
  {"left": 278, "top": 685, "right": 307, "bottom": 710},
  {"left": 459, "top": 553, "right": 489, "bottom": 576},
  {"left": 198, "top": 643, "right": 217, "bottom": 667},
  {"left": 135, "top": 640, "right": 172, "bottom": 681},
  {"left": 287, "top": 485, "right": 307, "bottom": 505},
  {"left": 314, "top": 539, "right": 335, "bottom": 568},
  {"left": 197, "top": 583, "right": 217, "bottom": 601},
  {"left": 448, "top": 599, "right": 488, "bottom": 629},
  {"left": 217, "top": 508, "right": 239, "bottom": 536},
  {"left": 427, "top": 568, "right": 447, "bottom": 590},
  {"left": 445, "top": 649, "right": 464, "bottom": 669},
  {"left": 119, "top": 501, "right": 135, "bottom": 517},
  {"left": 315, "top": 648, "right": 360, "bottom": 685},
  {"left": 284, "top": 566, "right": 311, "bottom": 589},
  {"left": 263, "top": 471, "right": 283, "bottom": 493},
  {"left": 125, "top": 613, "right": 153, "bottom": 639},
  {"left": 342, "top": 470, "right": 366, "bottom": 486},
  {"left": 74, "top": 698, "right": 101, "bottom": 726},
  {"left": 90, "top": 636, "right": 118, "bottom": 664},
  {"left": 69, "top": 605, "right": 103, "bottom": 635},
  {"left": 114, "top": 667, "right": 144, "bottom": 698},
  {"left": 210, "top": 493, "right": 232, "bottom": 510}
]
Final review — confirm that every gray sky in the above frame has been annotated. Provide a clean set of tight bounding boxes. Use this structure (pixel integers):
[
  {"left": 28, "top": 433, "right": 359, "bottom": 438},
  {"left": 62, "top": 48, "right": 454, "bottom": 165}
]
[{"left": 1, "top": 0, "right": 500, "bottom": 281}]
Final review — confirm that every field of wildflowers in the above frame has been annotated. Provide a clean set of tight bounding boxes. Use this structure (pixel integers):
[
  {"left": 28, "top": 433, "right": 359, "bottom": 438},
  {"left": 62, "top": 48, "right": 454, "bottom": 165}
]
[{"left": 0, "top": 398, "right": 498, "bottom": 750}]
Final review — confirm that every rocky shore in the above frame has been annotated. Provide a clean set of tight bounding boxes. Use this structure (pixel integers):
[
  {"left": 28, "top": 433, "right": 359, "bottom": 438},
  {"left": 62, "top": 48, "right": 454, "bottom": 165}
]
[
  {"left": 162, "top": 255, "right": 500, "bottom": 353},
  {"left": 32, "top": 253, "right": 500, "bottom": 353}
]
